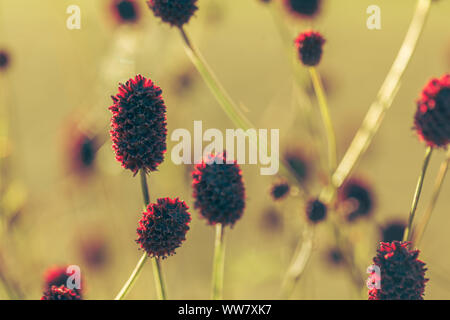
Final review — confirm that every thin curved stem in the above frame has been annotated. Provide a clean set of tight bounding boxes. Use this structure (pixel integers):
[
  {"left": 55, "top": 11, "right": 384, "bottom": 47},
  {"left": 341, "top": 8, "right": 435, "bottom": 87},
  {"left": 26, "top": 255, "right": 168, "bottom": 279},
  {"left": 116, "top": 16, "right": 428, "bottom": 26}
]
[
  {"left": 309, "top": 67, "right": 337, "bottom": 183},
  {"left": 280, "top": 225, "right": 314, "bottom": 299},
  {"left": 331, "top": 0, "right": 432, "bottom": 191},
  {"left": 114, "top": 252, "right": 148, "bottom": 300},
  {"left": 403, "top": 146, "right": 433, "bottom": 242},
  {"left": 413, "top": 150, "right": 450, "bottom": 246},
  {"left": 211, "top": 223, "right": 226, "bottom": 300}
]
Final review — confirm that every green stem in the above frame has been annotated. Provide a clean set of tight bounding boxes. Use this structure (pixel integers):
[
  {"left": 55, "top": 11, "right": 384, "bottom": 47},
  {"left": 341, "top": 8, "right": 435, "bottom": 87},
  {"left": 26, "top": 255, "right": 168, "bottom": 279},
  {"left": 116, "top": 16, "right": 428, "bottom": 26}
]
[
  {"left": 309, "top": 67, "right": 337, "bottom": 182},
  {"left": 179, "top": 27, "right": 253, "bottom": 131},
  {"left": 152, "top": 258, "right": 167, "bottom": 300},
  {"left": 114, "top": 252, "right": 148, "bottom": 300},
  {"left": 403, "top": 146, "right": 433, "bottom": 242},
  {"left": 211, "top": 223, "right": 226, "bottom": 300},
  {"left": 280, "top": 225, "right": 314, "bottom": 299},
  {"left": 413, "top": 150, "right": 450, "bottom": 245},
  {"left": 115, "top": 170, "right": 167, "bottom": 300},
  {"left": 331, "top": 0, "right": 432, "bottom": 191}
]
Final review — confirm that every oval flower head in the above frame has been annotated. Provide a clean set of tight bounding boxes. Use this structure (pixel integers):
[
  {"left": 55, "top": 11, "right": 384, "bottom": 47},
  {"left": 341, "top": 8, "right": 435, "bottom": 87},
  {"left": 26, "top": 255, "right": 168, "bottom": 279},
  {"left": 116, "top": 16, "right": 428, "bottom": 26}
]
[
  {"left": 284, "top": 0, "right": 322, "bottom": 18},
  {"left": 111, "top": 0, "right": 140, "bottom": 25},
  {"left": 109, "top": 75, "right": 167, "bottom": 175},
  {"left": 295, "top": 30, "right": 326, "bottom": 67},
  {"left": 414, "top": 74, "right": 450, "bottom": 148},
  {"left": 192, "top": 152, "right": 246, "bottom": 227}
]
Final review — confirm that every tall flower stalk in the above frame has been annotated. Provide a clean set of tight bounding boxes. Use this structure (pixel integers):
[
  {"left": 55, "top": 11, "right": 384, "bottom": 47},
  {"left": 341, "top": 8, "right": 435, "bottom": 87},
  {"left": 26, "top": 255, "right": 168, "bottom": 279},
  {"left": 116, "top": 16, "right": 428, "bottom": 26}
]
[
  {"left": 403, "top": 147, "right": 433, "bottom": 242},
  {"left": 413, "top": 150, "right": 450, "bottom": 245}
]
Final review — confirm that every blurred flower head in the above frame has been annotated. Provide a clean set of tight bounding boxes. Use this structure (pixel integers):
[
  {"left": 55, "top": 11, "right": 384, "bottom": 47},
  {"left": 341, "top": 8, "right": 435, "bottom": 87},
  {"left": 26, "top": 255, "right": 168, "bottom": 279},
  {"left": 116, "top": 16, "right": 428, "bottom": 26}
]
[
  {"left": 284, "top": 149, "right": 310, "bottom": 184},
  {"left": 325, "top": 247, "right": 344, "bottom": 266},
  {"left": 111, "top": 0, "right": 140, "bottom": 25},
  {"left": 368, "top": 241, "right": 427, "bottom": 300},
  {"left": 78, "top": 233, "right": 110, "bottom": 271},
  {"left": 192, "top": 152, "right": 246, "bottom": 227},
  {"left": 295, "top": 30, "right": 325, "bottom": 67},
  {"left": 380, "top": 220, "right": 406, "bottom": 243},
  {"left": 284, "top": 0, "right": 321, "bottom": 18},
  {"left": 306, "top": 198, "right": 327, "bottom": 223},
  {"left": 43, "top": 265, "right": 83, "bottom": 295},
  {"left": 136, "top": 197, "right": 191, "bottom": 258},
  {"left": 339, "top": 178, "right": 375, "bottom": 222},
  {"left": 147, "top": 0, "right": 198, "bottom": 27},
  {"left": 260, "top": 208, "right": 283, "bottom": 233},
  {"left": 414, "top": 73, "right": 450, "bottom": 148},
  {"left": 270, "top": 181, "right": 290, "bottom": 201},
  {"left": 109, "top": 74, "right": 167, "bottom": 175},
  {"left": 0, "top": 50, "right": 10, "bottom": 71}
]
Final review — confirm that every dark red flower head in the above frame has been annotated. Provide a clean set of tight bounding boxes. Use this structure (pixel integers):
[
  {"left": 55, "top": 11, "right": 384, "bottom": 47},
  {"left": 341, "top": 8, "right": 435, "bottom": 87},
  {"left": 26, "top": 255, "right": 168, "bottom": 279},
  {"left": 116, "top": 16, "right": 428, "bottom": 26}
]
[
  {"left": 136, "top": 197, "right": 191, "bottom": 258},
  {"left": 109, "top": 74, "right": 167, "bottom": 175},
  {"left": 368, "top": 241, "right": 428, "bottom": 300},
  {"left": 414, "top": 74, "right": 450, "bottom": 148},
  {"left": 0, "top": 50, "right": 10, "bottom": 70},
  {"left": 326, "top": 247, "right": 344, "bottom": 266},
  {"left": 339, "top": 178, "right": 374, "bottom": 222},
  {"left": 147, "top": 0, "right": 198, "bottom": 27},
  {"left": 78, "top": 233, "right": 110, "bottom": 270},
  {"left": 284, "top": 0, "right": 321, "bottom": 18},
  {"left": 270, "top": 182, "right": 290, "bottom": 200},
  {"left": 295, "top": 31, "right": 325, "bottom": 67},
  {"left": 65, "top": 127, "right": 99, "bottom": 177},
  {"left": 43, "top": 265, "right": 83, "bottom": 295},
  {"left": 260, "top": 208, "right": 283, "bottom": 233},
  {"left": 305, "top": 198, "right": 327, "bottom": 223},
  {"left": 192, "top": 152, "right": 246, "bottom": 227},
  {"left": 111, "top": 0, "right": 140, "bottom": 24},
  {"left": 41, "top": 285, "right": 82, "bottom": 300},
  {"left": 381, "top": 221, "right": 406, "bottom": 243}
]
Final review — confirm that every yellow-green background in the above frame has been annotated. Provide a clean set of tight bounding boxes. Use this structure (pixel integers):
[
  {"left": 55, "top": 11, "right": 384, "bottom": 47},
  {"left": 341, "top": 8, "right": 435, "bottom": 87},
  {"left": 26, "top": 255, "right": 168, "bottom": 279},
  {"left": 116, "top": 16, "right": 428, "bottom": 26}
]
[{"left": 0, "top": 0, "right": 449, "bottom": 299}]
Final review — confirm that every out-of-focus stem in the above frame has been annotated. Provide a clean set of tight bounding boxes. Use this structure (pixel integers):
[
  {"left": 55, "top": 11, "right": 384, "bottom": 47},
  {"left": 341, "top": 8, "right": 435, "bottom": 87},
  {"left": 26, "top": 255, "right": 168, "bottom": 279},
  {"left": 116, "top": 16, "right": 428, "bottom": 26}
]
[
  {"left": 331, "top": 0, "right": 432, "bottom": 191},
  {"left": 309, "top": 67, "right": 337, "bottom": 183},
  {"left": 403, "top": 146, "right": 433, "bottom": 242},
  {"left": 413, "top": 150, "right": 450, "bottom": 246},
  {"left": 280, "top": 225, "right": 314, "bottom": 299},
  {"left": 211, "top": 223, "right": 226, "bottom": 300}
]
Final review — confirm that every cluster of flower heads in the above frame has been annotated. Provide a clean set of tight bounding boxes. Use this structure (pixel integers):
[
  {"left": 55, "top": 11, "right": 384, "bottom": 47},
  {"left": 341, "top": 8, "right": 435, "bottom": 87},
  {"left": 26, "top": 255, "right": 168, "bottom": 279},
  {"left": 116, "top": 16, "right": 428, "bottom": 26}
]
[
  {"left": 109, "top": 74, "right": 167, "bottom": 175},
  {"left": 295, "top": 30, "right": 326, "bottom": 67},
  {"left": 192, "top": 152, "right": 246, "bottom": 227},
  {"left": 147, "top": 0, "right": 198, "bottom": 27},
  {"left": 368, "top": 241, "right": 428, "bottom": 300},
  {"left": 136, "top": 197, "right": 191, "bottom": 258},
  {"left": 414, "top": 73, "right": 450, "bottom": 148},
  {"left": 111, "top": 0, "right": 140, "bottom": 24},
  {"left": 284, "top": 0, "right": 322, "bottom": 18}
]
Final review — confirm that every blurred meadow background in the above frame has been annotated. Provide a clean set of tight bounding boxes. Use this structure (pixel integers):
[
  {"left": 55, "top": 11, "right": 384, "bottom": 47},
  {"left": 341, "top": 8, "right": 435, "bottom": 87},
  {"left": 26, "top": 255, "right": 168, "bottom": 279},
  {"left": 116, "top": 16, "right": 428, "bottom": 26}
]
[{"left": 0, "top": 0, "right": 449, "bottom": 299}]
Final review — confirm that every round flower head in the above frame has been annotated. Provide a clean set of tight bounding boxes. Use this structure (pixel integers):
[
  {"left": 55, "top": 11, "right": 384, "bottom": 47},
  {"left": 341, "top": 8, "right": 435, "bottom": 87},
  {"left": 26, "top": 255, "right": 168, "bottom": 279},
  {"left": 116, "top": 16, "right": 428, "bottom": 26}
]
[
  {"left": 414, "top": 74, "right": 450, "bottom": 148},
  {"left": 147, "top": 0, "right": 198, "bottom": 27},
  {"left": 368, "top": 241, "right": 428, "bottom": 300},
  {"left": 0, "top": 50, "right": 10, "bottom": 71},
  {"left": 326, "top": 247, "right": 344, "bottom": 266},
  {"left": 381, "top": 221, "right": 406, "bottom": 243},
  {"left": 109, "top": 74, "right": 167, "bottom": 175},
  {"left": 65, "top": 129, "right": 99, "bottom": 177},
  {"left": 270, "top": 182, "right": 290, "bottom": 201},
  {"left": 295, "top": 31, "right": 325, "bottom": 67},
  {"left": 284, "top": 0, "right": 321, "bottom": 18},
  {"left": 305, "top": 198, "right": 327, "bottom": 223},
  {"left": 260, "top": 208, "right": 283, "bottom": 233},
  {"left": 41, "top": 285, "right": 82, "bottom": 300},
  {"left": 136, "top": 197, "right": 191, "bottom": 258},
  {"left": 111, "top": 0, "right": 140, "bottom": 24},
  {"left": 192, "top": 152, "right": 246, "bottom": 227},
  {"left": 339, "top": 178, "right": 374, "bottom": 222}
]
